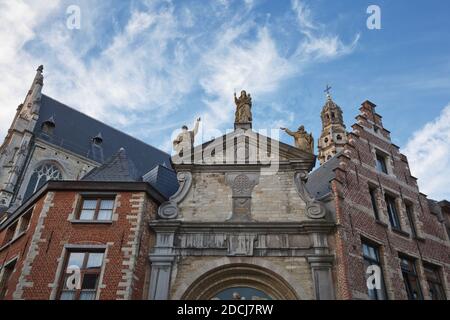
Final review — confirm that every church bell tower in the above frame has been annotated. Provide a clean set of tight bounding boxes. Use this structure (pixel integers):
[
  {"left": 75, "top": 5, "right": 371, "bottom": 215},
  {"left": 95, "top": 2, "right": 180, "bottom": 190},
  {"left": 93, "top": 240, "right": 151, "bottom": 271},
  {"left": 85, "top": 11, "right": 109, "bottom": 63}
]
[{"left": 318, "top": 86, "right": 347, "bottom": 165}]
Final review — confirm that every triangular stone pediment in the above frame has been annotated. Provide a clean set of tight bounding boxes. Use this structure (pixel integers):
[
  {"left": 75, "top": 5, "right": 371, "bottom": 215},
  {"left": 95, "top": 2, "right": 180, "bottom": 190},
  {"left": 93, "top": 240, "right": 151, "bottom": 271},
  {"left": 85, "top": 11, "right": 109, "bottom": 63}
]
[{"left": 171, "top": 128, "right": 316, "bottom": 171}]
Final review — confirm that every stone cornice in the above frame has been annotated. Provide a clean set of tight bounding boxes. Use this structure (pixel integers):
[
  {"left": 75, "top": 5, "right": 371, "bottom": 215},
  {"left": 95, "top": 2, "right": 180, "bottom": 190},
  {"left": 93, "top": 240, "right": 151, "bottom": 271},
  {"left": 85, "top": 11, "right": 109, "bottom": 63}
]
[{"left": 149, "top": 220, "right": 335, "bottom": 234}]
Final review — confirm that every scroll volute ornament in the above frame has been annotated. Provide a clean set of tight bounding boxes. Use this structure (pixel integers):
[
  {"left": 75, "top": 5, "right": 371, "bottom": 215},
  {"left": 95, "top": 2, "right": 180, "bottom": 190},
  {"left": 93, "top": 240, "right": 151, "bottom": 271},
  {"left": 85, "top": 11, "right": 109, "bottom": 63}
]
[
  {"left": 294, "top": 171, "right": 327, "bottom": 219},
  {"left": 158, "top": 171, "right": 192, "bottom": 219}
]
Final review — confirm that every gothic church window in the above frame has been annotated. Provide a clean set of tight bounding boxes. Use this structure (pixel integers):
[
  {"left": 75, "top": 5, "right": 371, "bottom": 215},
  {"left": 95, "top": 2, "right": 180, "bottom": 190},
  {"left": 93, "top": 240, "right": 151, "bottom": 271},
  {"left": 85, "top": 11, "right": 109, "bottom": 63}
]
[{"left": 24, "top": 163, "right": 63, "bottom": 200}]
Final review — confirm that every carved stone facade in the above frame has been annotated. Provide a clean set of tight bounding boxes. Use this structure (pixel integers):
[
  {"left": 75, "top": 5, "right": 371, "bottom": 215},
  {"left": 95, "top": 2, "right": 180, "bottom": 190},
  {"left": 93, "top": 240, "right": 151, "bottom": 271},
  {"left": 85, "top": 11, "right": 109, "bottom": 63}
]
[
  {"left": 1, "top": 74, "right": 448, "bottom": 301},
  {"left": 149, "top": 128, "right": 336, "bottom": 300}
]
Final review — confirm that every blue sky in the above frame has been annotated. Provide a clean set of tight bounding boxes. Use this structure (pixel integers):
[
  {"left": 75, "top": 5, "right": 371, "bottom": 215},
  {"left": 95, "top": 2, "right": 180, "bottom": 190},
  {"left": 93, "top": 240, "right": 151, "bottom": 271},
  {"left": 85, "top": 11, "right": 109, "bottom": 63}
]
[{"left": 0, "top": 0, "right": 449, "bottom": 199}]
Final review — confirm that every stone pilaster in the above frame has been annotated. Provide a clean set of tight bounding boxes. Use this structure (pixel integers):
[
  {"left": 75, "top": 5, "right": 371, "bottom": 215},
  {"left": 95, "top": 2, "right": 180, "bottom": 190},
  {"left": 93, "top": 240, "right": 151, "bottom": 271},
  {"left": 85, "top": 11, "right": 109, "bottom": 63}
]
[
  {"left": 148, "top": 221, "right": 180, "bottom": 300},
  {"left": 307, "top": 255, "right": 335, "bottom": 300}
]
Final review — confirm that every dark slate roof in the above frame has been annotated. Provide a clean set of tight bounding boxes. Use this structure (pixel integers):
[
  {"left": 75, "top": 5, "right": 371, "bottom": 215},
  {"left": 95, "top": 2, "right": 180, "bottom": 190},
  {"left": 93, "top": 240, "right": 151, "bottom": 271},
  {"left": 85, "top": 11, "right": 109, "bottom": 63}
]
[
  {"left": 82, "top": 148, "right": 141, "bottom": 182},
  {"left": 35, "top": 94, "right": 171, "bottom": 176},
  {"left": 306, "top": 153, "right": 341, "bottom": 198},
  {"left": 143, "top": 165, "right": 179, "bottom": 198}
]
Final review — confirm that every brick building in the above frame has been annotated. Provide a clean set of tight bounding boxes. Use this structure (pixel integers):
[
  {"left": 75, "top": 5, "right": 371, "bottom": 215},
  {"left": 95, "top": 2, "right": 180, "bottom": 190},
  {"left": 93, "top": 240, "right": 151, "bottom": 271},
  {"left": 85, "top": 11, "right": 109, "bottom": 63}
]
[
  {"left": 0, "top": 67, "right": 449, "bottom": 300},
  {"left": 0, "top": 149, "right": 167, "bottom": 299},
  {"left": 308, "top": 98, "right": 450, "bottom": 300}
]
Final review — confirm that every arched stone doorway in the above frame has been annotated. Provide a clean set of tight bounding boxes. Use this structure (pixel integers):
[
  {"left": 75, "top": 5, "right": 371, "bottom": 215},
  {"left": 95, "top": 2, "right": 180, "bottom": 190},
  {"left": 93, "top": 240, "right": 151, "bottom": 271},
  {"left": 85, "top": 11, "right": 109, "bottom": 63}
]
[{"left": 181, "top": 264, "right": 299, "bottom": 300}]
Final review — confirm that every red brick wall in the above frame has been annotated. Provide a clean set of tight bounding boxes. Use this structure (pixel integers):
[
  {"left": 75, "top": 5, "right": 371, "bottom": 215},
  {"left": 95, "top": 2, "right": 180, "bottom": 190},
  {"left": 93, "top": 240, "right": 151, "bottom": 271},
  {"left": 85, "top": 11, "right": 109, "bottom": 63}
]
[
  {"left": 0, "top": 189, "right": 158, "bottom": 300},
  {"left": 0, "top": 195, "right": 45, "bottom": 300},
  {"left": 331, "top": 101, "right": 450, "bottom": 300}
]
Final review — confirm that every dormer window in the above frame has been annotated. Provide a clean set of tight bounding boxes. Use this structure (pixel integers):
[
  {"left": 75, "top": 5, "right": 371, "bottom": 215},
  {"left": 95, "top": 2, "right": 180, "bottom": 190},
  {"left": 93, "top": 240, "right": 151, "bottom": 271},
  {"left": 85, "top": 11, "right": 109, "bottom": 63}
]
[
  {"left": 92, "top": 133, "right": 103, "bottom": 145},
  {"left": 42, "top": 116, "right": 56, "bottom": 135},
  {"left": 91, "top": 133, "right": 104, "bottom": 162}
]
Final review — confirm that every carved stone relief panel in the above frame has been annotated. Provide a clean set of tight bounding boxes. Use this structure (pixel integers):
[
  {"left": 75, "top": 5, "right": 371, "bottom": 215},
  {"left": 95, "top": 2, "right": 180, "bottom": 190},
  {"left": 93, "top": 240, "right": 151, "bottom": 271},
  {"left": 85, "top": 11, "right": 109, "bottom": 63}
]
[
  {"left": 225, "top": 172, "right": 259, "bottom": 221},
  {"left": 227, "top": 234, "right": 256, "bottom": 256}
]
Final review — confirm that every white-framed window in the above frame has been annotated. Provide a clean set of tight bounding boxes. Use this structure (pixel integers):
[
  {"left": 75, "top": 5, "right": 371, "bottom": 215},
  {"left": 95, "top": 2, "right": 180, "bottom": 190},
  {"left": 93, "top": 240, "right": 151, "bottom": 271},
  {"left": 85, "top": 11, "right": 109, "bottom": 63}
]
[
  {"left": 59, "top": 251, "right": 105, "bottom": 300},
  {"left": 77, "top": 197, "right": 115, "bottom": 221}
]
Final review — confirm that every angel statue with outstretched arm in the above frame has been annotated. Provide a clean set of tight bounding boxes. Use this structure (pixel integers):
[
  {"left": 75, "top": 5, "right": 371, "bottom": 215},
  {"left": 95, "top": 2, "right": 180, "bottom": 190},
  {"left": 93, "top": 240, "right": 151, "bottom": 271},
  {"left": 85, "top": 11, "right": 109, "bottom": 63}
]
[{"left": 280, "top": 125, "right": 314, "bottom": 154}]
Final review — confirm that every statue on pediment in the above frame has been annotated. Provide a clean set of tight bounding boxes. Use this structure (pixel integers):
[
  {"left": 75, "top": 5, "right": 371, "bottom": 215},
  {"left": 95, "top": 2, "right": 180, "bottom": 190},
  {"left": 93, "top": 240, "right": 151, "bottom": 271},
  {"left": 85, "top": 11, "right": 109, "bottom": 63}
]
[
  {"left": 234, "top": 90, "right": 252, "bottom": 124},
  {"left": 173, "top": 117, "right": 201, "bottom": 155},
  {"left": 281, "top": 125, "right": 314, "bottom": 154}
]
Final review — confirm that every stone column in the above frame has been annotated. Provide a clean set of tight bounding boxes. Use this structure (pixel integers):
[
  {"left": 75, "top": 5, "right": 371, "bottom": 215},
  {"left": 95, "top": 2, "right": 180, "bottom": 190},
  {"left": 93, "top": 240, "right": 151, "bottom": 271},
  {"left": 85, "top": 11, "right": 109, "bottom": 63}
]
[{"left": 148, "top": 221, "right": 179, "bottom": 300}]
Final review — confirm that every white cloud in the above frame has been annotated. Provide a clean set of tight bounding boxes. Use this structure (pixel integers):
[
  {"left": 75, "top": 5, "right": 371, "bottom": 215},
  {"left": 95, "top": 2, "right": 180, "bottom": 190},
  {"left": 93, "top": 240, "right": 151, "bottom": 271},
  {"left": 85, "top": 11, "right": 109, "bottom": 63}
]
[
  {"left": 292, "top": 0, "right": 359, "bottom": 60},
  {"left": 404, "top": 104, "right": 450, "bottom": 200},
  {"left": 196, "top": 0, "right": 359, "bottom": 139},
  {"left": 0, "top": 1, "right": 61, "bottom": 145},
  {"left": 298, "top": 34, "right": 360, "bottom": 60},
  {"left": 199, "top": 26, "right": 293, "bottom": 134},
  {"left": 292, "top": 0, "right": 317, "bottom": 32},
  {"left": 41, "top": 1, "right": 190, "bottom": 123},
  {"left": 0, "top": 0, "right": 359, "bottom": 153}
]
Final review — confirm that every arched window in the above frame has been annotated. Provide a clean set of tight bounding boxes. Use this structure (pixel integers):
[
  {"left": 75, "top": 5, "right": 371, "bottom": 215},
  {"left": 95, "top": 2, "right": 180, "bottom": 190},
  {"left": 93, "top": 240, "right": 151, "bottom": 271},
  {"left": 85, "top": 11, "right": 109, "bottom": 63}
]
[{"left": 24, "top": 163, "right": 63, "bottom": 200}]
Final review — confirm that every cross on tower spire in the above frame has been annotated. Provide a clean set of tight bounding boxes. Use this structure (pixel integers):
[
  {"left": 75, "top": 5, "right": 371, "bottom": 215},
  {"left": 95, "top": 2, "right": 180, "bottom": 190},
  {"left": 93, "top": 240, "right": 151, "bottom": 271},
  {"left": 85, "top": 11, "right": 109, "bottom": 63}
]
[{"left": 324, "top": 84, "right": 332, "bottom": 100}]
